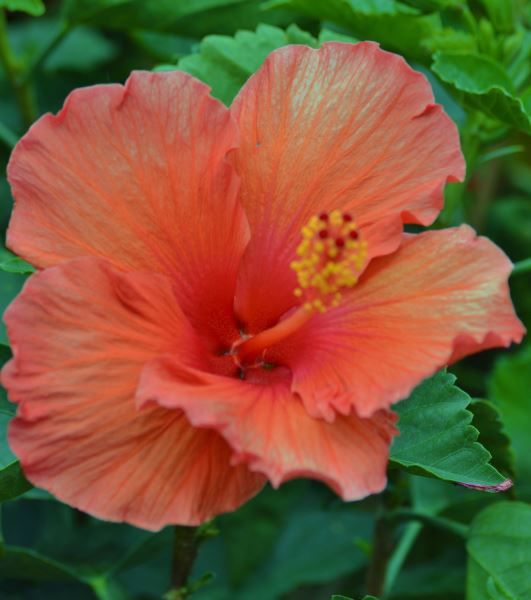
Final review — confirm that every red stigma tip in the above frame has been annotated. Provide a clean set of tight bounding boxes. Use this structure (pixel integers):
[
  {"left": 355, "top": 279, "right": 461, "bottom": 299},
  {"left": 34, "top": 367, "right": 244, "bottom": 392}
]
[
  {"left": 319, "top": 212, "right": 329, "bottom": 221},
  {"left": 335, "top": 237, "right": 345, "bottom": 248},
  {"left": 319, "top": 229, "right": 328, "bottom": 239},
  {"left": 349, "top": 230, "right": 359, "bottom": 240},
  {"left": 342, "top": 213, "right": 353, "bottom": 222}
]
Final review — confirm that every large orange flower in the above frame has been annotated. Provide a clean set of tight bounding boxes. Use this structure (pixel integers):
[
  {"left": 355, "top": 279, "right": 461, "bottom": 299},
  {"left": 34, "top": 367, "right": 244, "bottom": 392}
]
[{"left": 2, "top": 43, "right": 524, "bottom": 529}]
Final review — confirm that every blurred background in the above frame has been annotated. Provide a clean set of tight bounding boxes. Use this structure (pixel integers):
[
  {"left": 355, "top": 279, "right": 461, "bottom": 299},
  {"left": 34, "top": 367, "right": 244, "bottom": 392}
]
[{"left": 0, "top": 1, "right": 530, "bottom": 599}]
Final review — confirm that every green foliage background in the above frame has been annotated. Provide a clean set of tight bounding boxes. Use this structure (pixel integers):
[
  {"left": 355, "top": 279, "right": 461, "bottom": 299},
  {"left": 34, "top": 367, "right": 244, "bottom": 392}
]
[{"left": 0, "top": 0, "right": 530, "bottom": 599}]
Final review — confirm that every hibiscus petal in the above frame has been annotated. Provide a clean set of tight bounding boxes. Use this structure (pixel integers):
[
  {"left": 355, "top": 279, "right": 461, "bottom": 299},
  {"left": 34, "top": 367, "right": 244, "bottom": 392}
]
[
  {"left": 273, "top": 225, "right": 525, "bottom": 419},
  {"left": 138, "top": 358, "right": 398, "bottom": 501},
  {"left": 231, "top": 41, "right": 464, "bottom": 331},
  {"left": 3, "top": 258, "right": 264, "bottom": 529},
  {"left": 7, "top": 71, "right": 247, "bottom": 346}
]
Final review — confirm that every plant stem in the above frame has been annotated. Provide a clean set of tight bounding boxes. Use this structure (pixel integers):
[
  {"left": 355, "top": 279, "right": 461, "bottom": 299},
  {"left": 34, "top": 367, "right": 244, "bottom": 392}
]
[
  {"left": 0, "top": 9, "right": 37, "bottom": 129},
  {"left": 169, "top": 526, "right": 200, "bottom": 596},
  {"left": 383, "top": 521, "right": 422, "bottom": 596},
  {"left": 366, "top": 509, "right": 394, "bottom": 597},
  {"left": 365, "top": 472, "right": 407, "bottom": 597},
  {"left": 512, "top": 258, "right": 531, "bottom": 276}
]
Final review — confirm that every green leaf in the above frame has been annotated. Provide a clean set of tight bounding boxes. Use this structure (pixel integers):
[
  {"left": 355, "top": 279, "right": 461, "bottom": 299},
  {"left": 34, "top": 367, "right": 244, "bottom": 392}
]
[
  {"left": 0, "top": 338, "right": 32, "bottom": 501},
  {"left": 486, "top": 197, "right": 531, "bottom": 263},
  {"left": 238, "top": 508, "right": 372, "bottom": 599},
  {"left": 467, "top": 502, "right": 531, "bottom": 600},
  {"left": 478, "top": 144, "right": 525, "bottom": 165},
  {"left": 431, "top": 52, "right": 531, "bottom": 133},
  {"left": 390, "top": 371, "right": 508, "bottom": 489},
  {"left": 62, "top": 0, "right": 300, "bottom": 36},
  {"left": 331, "top": 596, "right": 377, "bottom": 600},
  {"left": 264, "top": 0, "right": 442, "bottom": 60},
  {"left": 1, "top": 410, "right": 32, "bottom": 503},
  {"left": 0, "top": 348, "right": 13, "bottom": 417},
  {"left": 0, "top": 270, "right": 27, "bottom": 345},
  {"left": 522, "top": 86, "right": 531, "bottom": 115},
  {"left": 162, "top": 0, "right": 304, "bottom": 39},
  {"left": 318, "top": 28, "right": 359, "bottom": 44},
  {"left": 0, "top": 0, "right": 45, "bottom": 16},
  {"left": 0, "top": 546, "right": 79, "bottom": 581},
  {"left": 401, "top": 0, "right": 462, "bottom": 10},
  {"left": 0, "top": 461, "right": 32, "bottom": 503},
  {"left": 433, "top": 50, "right": 515, "bottom": 94},
  {"left": 108, "top": 528, "right": 171, "bottom": 575},
  {"left": 488, "top": 345, "right": 531, "bottom": 498},
  {"left": 0, "top": 343, "right": 11, "bottom": 363},
  {"left": 219, "top": 483, "right": 304, "bottom": 586},
  {"left": 478, "top": 0, "right": 516, "bottom": 33},
  {"left": 45, "top": 26, "right": 118, "bottom": 72},
  {"left": 176, "top": 24, "right": 318, "bottom": 106},
  {"left": 469, "top": 399, "right": 515, "bottom": 479},
  {"left": 0, "top": 120, "right": 17, "bottom": 149},
  {"left": 6, "top": 18, "right": 118, "bottom": 74},
  {"left": 131, "top": 30, "right": 197, "bottom": 62},
  {"left": 0, "top": 411, "right": 32, "bottom": 501},
  {"left": 63, "top": 0, "right": 240, "bottom": 27},
  {"left": 110, "top": 530, "right": 174, "bottom": 598},
  {"left": 1, "top": 501, "right": 162, "bottom": 593},
  {"left": 506, "top": 30, "right": 531, "bottom": 90},
  {"left": 392, "top": 559, "right": 466, "bottom": 598},
  {"left": 0, "top": 253, "right": 35, "bottom": 274},
  {"left": 421, "top": 29, "right": 477, "bottom": 55}
]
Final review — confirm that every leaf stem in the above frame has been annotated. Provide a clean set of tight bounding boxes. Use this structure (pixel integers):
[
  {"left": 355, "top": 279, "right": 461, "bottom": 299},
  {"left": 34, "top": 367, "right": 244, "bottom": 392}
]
[
  {"left": 0, "top": 9, "right": 37, "bottom": 128},
  {"left": 89, "top": 576, "right": 124, "bottom": 600},
  {"left": 382, "top": 508, "right": 468, "bottom": 594},
  {"left": 383, "top": 521, "right": 422, "bottom": 596},
  {"left": 512, "top": 258, "right": 531, "bottom": 276},
  {"left": 390, "top": 508, "right": 468, "bottom": 538}
]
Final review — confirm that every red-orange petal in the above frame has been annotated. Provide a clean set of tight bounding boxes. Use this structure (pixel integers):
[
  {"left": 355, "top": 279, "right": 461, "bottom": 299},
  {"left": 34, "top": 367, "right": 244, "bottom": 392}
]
[
  {"left": 138, "top": 358, "right": 398, "bottom": 501},
  {"left": 270, "top": 226, "right": 525, "bottom": 420},
  {"left": 7, "top": 71, "right": 247, "bottom": 348},
  {"left": 3, "top": 258, "right": 264, "bottom": 529},
  {"left": 231, "top": 42, "right": 464, "bottom": 332}
]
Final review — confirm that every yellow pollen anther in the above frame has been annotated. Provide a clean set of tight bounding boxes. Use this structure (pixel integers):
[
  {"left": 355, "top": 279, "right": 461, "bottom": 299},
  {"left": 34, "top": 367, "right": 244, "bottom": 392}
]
[{"left": 290, "top": 210, "right": 367, "bottom": 313}]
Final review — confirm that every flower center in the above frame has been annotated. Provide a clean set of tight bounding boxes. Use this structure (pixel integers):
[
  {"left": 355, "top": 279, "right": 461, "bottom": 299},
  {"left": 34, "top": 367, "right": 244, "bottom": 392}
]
[
  {"left": 291, "top": 209, "right": 367, "bottom": 311},
  {"left": 232, "top": 210, "right": 367, "bottom": 368}
]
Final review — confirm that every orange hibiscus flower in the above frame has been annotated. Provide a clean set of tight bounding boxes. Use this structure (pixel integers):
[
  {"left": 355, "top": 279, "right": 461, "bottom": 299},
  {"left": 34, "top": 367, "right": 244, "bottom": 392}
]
[{"left": 2, "top": 43, "right": 524, "bottom": 530}]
